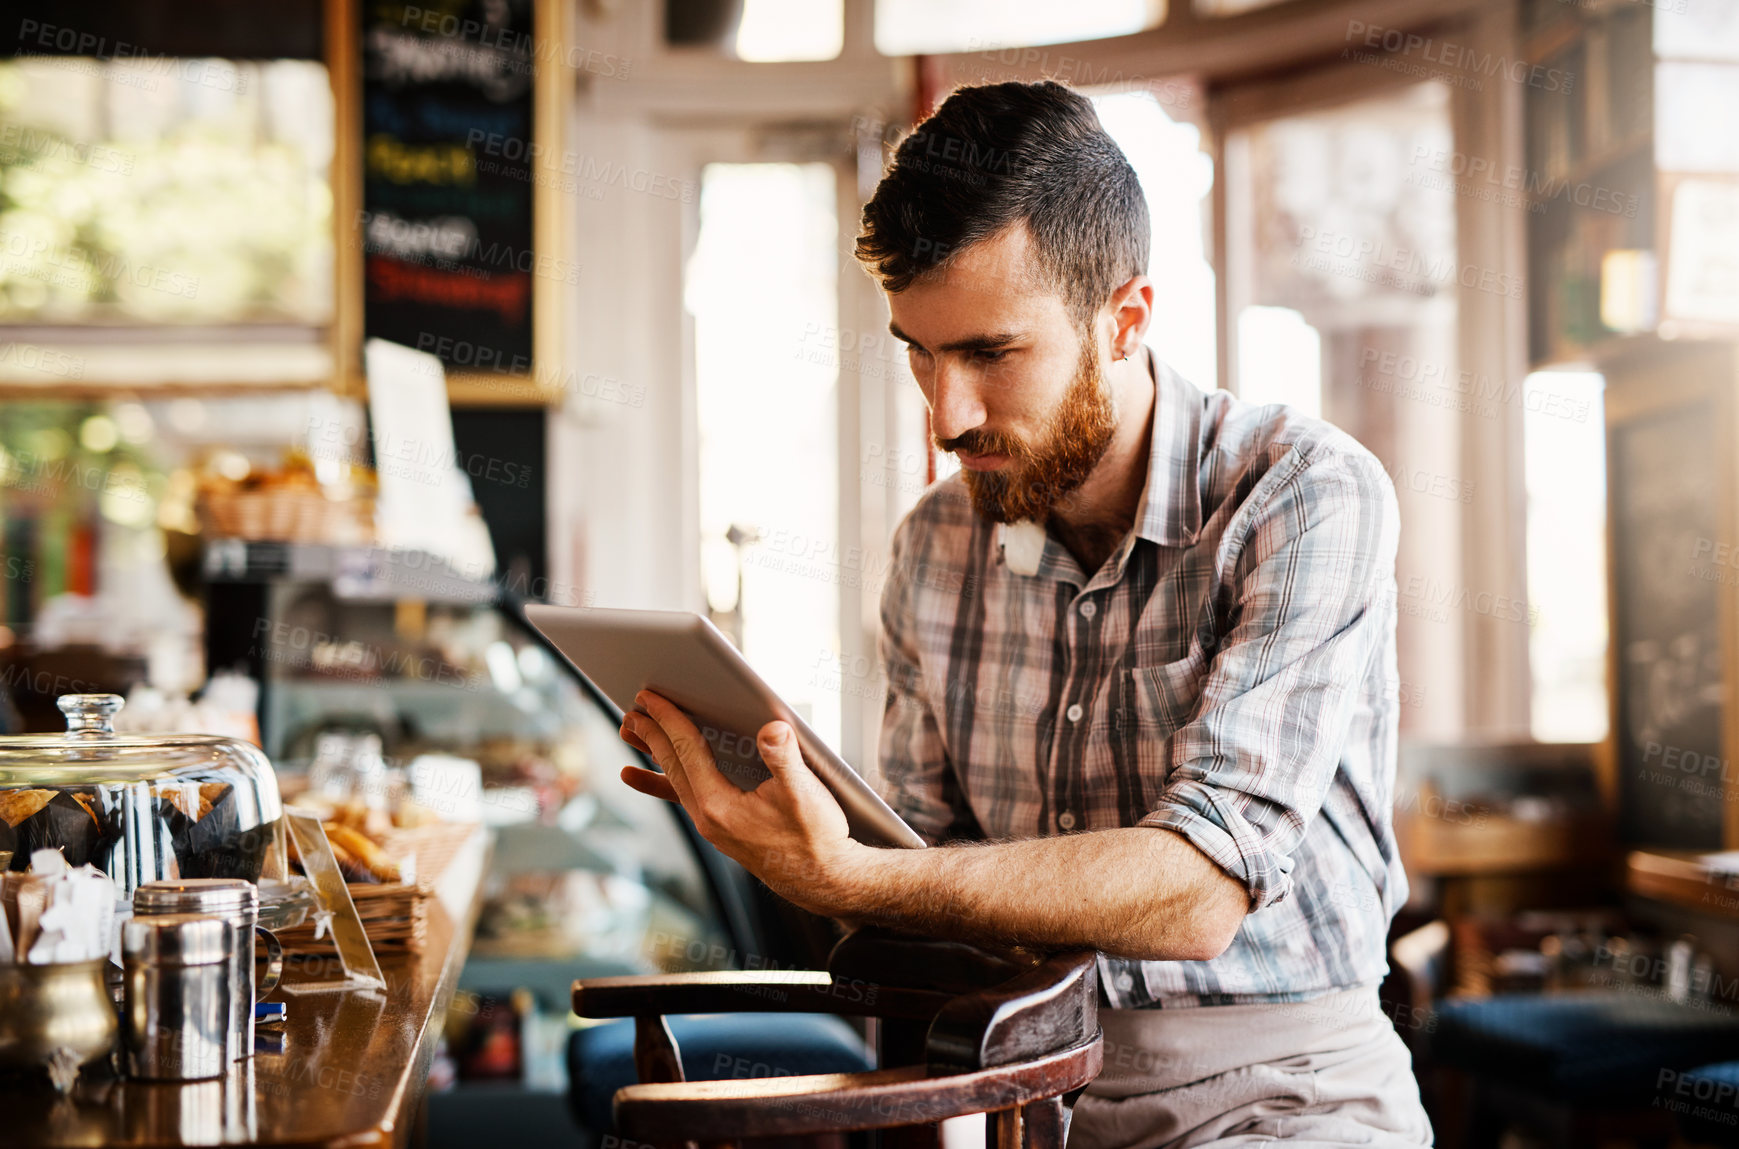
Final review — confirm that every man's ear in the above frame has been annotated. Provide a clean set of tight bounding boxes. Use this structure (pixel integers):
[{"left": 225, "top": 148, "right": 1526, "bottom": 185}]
[{"left": 1107, "top": 276, "right": 1156, "bottom": 359}]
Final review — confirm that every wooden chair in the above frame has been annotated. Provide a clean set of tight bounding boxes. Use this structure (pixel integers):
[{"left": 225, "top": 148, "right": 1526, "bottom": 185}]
[{"left": 571, "top": 927, "right": 1104, "bottom": 1149}]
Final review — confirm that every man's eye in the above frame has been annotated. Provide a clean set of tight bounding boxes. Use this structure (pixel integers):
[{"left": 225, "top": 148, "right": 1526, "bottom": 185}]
[{"left": 973, "top": 349, "right": 1009, "bottom": 364}]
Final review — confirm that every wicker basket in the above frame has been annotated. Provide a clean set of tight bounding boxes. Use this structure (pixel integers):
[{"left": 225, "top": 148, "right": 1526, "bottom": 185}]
[
  {"left": 201, "top": 489, "right": 376, "bottom": 545},
  {"left": 276, "top": 880, "right": 432, "bottom": 956},
  {"left": 277, "top": 822, "right": 478, "bottom": 958}
]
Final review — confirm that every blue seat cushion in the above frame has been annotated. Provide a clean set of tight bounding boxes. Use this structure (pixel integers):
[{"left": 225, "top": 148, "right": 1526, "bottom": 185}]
[
  {"left": 1432, "top": 993, "right": 1739, "bottom": 1105},
  {"left": 1672, "top": 1062, "right": 1739, "bottom": 1146},
  {"left": 567, "top": 1013, "right": 874, "bottom": 1133}
]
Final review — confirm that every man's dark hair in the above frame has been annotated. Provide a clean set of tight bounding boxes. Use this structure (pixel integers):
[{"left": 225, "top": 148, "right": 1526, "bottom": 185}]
[{"left": 855, "top": 81, "right": 1149, "bottom": 326}]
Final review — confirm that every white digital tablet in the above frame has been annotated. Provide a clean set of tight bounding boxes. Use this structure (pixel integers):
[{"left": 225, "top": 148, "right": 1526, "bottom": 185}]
[{"left": 524, "top": 604, "right": 926, "bottom": 850}]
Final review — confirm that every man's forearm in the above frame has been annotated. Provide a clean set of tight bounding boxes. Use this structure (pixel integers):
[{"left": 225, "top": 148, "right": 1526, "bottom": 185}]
[
  {"left": 616, "top": 695, "right": 1249, "bottom": 962},
  {"left": 817, "top": 826, "right": 1249, "bottom": 962}
]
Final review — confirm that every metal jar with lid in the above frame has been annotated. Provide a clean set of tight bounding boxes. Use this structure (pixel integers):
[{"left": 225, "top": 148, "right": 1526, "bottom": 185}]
[
  {"left": 136, "top": 879, "right": 283, "bottom": 1061},
  {"left": 0, "top": 694, "right": 285, "bottom": 900},
  {"left": 121, "top": 913, "right": 233, "bottom": 1081}
]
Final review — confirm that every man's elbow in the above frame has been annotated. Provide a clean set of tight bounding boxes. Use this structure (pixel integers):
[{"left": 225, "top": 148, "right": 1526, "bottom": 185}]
[
  {"left": 1183, "top": 889, "right": 1248, "bottom": 960},
  {"left": 1164, "top": 879, "right": 1250, "bottom": 962},
  {"left": 1121, "top": 829, "right": 1253, "bottom": 961},
  {"left": 1123, "top": 885, "right": 1248, "bottom": 962}
]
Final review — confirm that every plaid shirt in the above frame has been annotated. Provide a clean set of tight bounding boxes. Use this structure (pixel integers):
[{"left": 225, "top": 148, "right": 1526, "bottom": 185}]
[{"left": 872, "top": 350, "right": 1407, "bottom": 1009}]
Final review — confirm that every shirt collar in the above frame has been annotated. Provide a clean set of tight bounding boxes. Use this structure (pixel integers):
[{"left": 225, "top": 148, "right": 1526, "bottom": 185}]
[
  {"left": 1133, "top": 347, "right": 1204, "bottom": 549},
  {"left": 994, "top": 347, "right": 1204, "bottom": 577}
]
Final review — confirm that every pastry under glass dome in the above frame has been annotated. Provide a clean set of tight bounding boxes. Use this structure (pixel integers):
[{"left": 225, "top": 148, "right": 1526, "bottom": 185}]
[{"left": 0, "top": 694, "right": 286, "bottom": 900}]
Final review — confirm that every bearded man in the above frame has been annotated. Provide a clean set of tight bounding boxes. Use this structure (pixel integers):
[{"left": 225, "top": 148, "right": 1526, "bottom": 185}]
[{"left": 618, "top": 80, "right": 1431, "bottom": 1148}]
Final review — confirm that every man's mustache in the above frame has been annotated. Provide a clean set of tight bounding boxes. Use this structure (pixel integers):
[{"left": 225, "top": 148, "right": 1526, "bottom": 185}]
[{"left": 936, "top": 430, "right": 1026, "bottom": 458}]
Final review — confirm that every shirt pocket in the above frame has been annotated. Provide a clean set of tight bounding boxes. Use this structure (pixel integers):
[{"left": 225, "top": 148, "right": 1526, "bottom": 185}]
[{"left": 1117, "top": 652, "right": 1210, "bottom": 806}]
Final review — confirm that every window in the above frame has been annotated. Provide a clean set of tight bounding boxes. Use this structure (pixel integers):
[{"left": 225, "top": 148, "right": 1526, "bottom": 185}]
[
  {"left": 1524, "top": 371, "right": 1608, "bottom": 741},
  {"left": 875, "top": 0, "right": 1164, "bottom": 57},
  {"left": 1236, "top": 306, "right": 1320, "bottom": 415},
  {"left": 0, "top": 56, "right": 333, "bottom": 325},
  {"left": 0, "top": 55, "right": 335, "bottom": 387},
  {"left": 734, "top": 0, "right": 844, "bottom": 62},
  {"left": 1092, "top": 88, "right": 1217, "bottom": 391},
  {"left": 1224, "top": 82, "right": 1463, "bottom": 735},
  {"left": 686, "top": 162, "right": 843, "bottom": 747}
]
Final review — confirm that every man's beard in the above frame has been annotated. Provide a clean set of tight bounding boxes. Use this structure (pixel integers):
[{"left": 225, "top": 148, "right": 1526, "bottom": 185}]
[{"left": 939, "top": 339, "right": 1118, "bottom": 524}]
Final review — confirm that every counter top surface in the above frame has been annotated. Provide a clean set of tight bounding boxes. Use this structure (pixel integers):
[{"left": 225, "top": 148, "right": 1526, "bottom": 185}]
[{"left": 3, "top": 826, "right": 489, "bottom": 1148}]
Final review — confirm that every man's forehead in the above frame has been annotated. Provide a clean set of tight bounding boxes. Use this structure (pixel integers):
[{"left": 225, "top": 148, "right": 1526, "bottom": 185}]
[
  {"left": 935, "top": 223, "right": 1045, "bottom": 286},
  {"left": 886, "top": 225, "right": 1067, "bottom": 339}
]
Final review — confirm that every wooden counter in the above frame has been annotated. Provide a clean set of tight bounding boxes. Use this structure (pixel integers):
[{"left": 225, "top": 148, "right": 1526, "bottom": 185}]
[
  {"left": 4, "top": 827, "right": 489, "bottom": 1148},
  {"left": 1626, "top": 849, "right": 1739, "bottom": 922}
]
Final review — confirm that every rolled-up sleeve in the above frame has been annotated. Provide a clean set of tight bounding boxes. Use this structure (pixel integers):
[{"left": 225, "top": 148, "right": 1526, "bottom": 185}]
[
  {"left": 872, "top": 516, "right": 977, "bottom": 844},
  {"left": 1140, "top": 446, "right": 1399, "bottom": 912}
]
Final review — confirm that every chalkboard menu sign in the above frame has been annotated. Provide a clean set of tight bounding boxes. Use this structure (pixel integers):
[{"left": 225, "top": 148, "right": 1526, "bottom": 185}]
[
  {"left": 361, "top": 0, "right": 536, "bottom": 373},
  {"left": 1609, "top": 396, "right": 1728, "bottom": 848}
]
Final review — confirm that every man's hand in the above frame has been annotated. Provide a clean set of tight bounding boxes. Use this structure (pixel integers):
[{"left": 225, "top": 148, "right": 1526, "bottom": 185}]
[{"left": 619, "top": 691, "right": 868, "bottom": 915}]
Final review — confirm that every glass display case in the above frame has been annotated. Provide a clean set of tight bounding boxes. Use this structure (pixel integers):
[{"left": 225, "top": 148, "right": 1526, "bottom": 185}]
[{"left": 201, "top": 540, "right": 743, "bottom": 990}]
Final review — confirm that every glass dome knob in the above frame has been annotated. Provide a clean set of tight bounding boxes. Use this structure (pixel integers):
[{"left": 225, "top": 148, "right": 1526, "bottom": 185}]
[{"left": 57, "top": 693, "right": 125, "bottom": 737}]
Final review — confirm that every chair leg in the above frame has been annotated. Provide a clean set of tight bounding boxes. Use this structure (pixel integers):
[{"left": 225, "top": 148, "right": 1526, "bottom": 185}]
[
  {"left": 631, "top": 1016, "right": 692, "bottom": 1149},
  {"left": 634, "top": 1015, "right": 685, "bottom": 1084},
  {"left": 1020, "top": 1099, "right": 1066, "bottom": 1149},
  {"left": 986, "top": 1108, "right": 1023, "bottom": 1149}
]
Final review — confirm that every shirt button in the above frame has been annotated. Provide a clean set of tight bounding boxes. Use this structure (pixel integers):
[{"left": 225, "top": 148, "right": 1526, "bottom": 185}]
[
  {"left": 1078, "top": 600, "right": 1097, "bottom": 619},
  {"left": 1058, "top": 811, "right": 1077, "bottom": 830},
  {"left": 1066, "top": 703, "right": 1084, "bottom": 722}
]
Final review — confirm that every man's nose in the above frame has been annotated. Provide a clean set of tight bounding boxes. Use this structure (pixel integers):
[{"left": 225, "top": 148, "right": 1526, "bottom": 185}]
[{"left": 927, "top": 360, "right": 987, "bottom": 443}]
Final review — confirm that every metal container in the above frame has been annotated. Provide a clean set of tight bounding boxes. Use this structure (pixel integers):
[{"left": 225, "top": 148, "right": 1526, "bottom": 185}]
[
  {"left": 135, "top": 878, "right": 282, "bottom": 1061},
  {"left": 122, "top": 913, "right": 233, "bottom": 1081},
  {"left": 0, "top": 957, "right": 118, "bottom": 1092},
  {"left": 0, "top": 694, "right": 286, "bottom": 902}
]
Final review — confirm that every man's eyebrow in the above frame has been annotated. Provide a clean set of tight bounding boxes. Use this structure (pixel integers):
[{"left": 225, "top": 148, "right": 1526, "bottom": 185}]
[{"left": 887, "top": 322, "right": 1022, "bottom": 352}]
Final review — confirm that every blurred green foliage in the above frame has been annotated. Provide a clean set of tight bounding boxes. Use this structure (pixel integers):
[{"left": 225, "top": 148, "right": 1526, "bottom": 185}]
[{"left": 0, "top": 58, "right": 333, "bottom": 324}]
